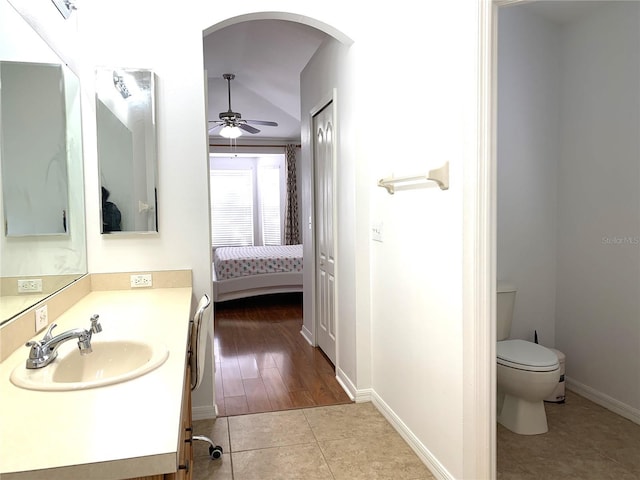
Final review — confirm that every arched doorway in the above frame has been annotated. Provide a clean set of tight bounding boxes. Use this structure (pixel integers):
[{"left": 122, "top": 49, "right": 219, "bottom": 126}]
[{"left": 202, "top": 12, "right": 355, "bottom": 415}]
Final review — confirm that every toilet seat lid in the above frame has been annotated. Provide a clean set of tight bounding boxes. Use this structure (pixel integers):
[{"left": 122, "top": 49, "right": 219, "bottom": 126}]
[{"left": 497, "top": 339, "right": 559, "bottom": 372}]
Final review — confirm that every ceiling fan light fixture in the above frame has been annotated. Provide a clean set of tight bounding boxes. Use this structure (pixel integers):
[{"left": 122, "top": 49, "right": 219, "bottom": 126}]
[
  {"left": 220, "top": 125, "right": 242, "bottom": 139},
  {"left": 208, "top": 73, "right": 277, "bottom": 138}
]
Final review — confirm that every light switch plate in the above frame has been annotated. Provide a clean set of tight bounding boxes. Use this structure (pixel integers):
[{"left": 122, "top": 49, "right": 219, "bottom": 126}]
[{"left": 371, "top": 221, "right": 384, "bottom": 242}]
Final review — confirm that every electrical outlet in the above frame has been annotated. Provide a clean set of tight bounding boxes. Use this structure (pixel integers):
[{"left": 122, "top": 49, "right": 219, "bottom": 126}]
[
  {"left": 371, "top": 222, "right": 384, "bottom": 242},
  {"left": 35, "top": 305, "right": 48, "bottom": 332},
  {"left": 130, "top": 274, "right": 152, "bottom": 288},
  {"left": 18, "top": 278, "right": 43, "bottom": 293}
]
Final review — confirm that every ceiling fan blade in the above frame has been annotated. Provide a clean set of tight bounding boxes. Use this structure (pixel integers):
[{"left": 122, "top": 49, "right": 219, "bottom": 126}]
[
  {"left": 208, "top": 123, "right": 223, "bottom": 134},
  {"left": 244, "top": 119, "right": 278, "bottom": 127},
  {"left": 238, "top": 123, "right": 260, "bottom": 134},
  {"left": 211, "top": 74, "right": 275, "bottom": 135}
]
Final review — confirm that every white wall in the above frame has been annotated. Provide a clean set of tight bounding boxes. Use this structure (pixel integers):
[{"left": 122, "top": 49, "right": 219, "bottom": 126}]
[
  {"left": 366, "top": 4, "right": 477, "bottom": 477},
  {"left": 499, "top": 2, "right": 640, "bottom": 417},
  {"left": 556, "top": 2, "right": 640, "bottom": 413},
  {"left": 73, "top": 1, "right": 216, "bottom": 413},
  {"left": 300, "top": 37, "right": 363, "bottom": 390},
  {"left": 10, "top": 1, "right": 486, "bottom": 478},
  {"left": 497, "top": 7, "right": 561, "bottom": 346}
]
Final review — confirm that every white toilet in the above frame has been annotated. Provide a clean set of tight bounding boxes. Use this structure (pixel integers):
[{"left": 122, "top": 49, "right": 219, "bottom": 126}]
[{"left": 497, "top": 283, "right": 560, "bottom": 435}]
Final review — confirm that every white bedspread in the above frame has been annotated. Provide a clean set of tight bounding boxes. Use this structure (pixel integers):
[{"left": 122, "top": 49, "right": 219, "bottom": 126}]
[{"left": 213, "top": 244, "right": 303, "bottom": 281}]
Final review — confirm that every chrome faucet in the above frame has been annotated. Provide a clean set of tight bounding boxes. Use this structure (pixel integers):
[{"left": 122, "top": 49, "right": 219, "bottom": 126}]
[{"left": 25, "top": 314, "right": 102, "bottom": 369}]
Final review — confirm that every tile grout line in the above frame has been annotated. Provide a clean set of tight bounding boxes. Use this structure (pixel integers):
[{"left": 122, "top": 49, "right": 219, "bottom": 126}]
[
  {"left": 302, "top": 406, "right": 338, "bottom": 480},
  {"left": 224, "top": 417, "right": 236, "bottom": 480}
]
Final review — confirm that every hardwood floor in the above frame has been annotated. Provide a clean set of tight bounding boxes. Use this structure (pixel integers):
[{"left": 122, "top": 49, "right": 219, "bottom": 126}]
[{"left": 213, "top": 293, "right": 352, "bottom": 416}]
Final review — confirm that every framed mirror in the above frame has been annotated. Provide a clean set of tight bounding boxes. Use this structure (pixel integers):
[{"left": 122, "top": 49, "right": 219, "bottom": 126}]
[
  {"left": 0, "top": 0, "right": 86, "bottom": 325},
  {"left": 96, "top": 68, "right": 158, "bottom": 234}
]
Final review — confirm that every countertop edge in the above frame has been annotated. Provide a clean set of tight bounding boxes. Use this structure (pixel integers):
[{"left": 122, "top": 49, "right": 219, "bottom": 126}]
[{"left": 1, "top": 453, "right": 176, "bottom": 480}]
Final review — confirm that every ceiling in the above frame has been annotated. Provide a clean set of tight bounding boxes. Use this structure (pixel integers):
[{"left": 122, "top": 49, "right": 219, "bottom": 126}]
[{"left": 203, "top": 20, "right": 328, "bottom": 143}]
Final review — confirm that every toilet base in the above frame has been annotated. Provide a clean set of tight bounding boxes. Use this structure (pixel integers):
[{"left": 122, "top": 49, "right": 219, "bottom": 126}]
[{"left": 498, "top": 393, "right": 549, "bottom": 435}]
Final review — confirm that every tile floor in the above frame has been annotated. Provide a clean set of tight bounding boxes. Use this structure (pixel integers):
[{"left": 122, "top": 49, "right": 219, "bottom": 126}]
[
  {"left": 191, "top": 402, "right": 435, "bottom": 480},
  {"left": 498, "top": 390, "right": 640, "bottom": 479},
  {"left": 191, "top": 390, "right": 640, "bottom": 480}
]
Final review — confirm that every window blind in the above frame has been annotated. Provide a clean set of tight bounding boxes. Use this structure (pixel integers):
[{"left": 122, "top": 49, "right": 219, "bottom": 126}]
[
  {"left": 258, "top": 166, "right": 282, "bottom": 245},
  {"left": 210, "top": 170, "right": 254, "bottom": 247}
]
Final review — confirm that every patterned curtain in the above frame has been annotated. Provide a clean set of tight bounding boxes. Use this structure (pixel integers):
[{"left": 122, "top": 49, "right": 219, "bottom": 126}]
[{"left": 284, "top": 144, "right": 301, "bottom": 245}]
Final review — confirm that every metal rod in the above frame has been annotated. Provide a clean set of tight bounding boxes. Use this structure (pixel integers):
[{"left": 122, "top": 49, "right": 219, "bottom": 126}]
[{"left": 209, "top": 144, "right": 301, "bottom": 148}]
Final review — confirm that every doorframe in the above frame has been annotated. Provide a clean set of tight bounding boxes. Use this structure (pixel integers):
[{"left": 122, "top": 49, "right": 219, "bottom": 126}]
[
  {"left": 464, "top": 0, "right": 498, "bottom": 478},
  {"left": 307, "top": 88, "right": 339, "bottom": 368},
  {"left": 203, "top": 13, "right": 354, "bottom": 416},
  {"left": 471, "top": 0, "right": 528, "bottom": 478}
]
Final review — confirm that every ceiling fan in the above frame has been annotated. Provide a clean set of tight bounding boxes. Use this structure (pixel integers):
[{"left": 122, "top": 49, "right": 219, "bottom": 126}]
[{"left": 208, "top": 73, "right": 278, "bottom": 138}]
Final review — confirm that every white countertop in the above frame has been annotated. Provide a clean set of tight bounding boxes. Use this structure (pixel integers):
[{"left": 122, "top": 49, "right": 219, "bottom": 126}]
[{"left": 0, "top": 287, "right": 193, "bottom": 480}]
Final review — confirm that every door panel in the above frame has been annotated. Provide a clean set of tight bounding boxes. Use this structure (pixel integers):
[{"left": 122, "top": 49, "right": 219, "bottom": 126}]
[{"left": 313, "top": 101, "right": 336, "bottom": 364}]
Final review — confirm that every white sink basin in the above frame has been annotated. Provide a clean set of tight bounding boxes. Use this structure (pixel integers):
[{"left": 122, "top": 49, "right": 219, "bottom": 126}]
[{"left": 10, "top": 340, "right": 169, "bottom": 391}]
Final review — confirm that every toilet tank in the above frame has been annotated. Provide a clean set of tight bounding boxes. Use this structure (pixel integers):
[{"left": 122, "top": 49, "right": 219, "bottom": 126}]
[{"left": 497, "top": 283, "right": 516, "bottom": 341}]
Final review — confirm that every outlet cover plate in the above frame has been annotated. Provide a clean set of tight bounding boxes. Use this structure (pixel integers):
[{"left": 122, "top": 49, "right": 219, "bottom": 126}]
[
  {"left": 18, "top": 279, "right": 43, "bottom": 293},
  {"left": 130, "top": 274, "right": 152, "bottom": 288},
  {"left": 35, "top": 305, "right": 48, "bottom": 332}
]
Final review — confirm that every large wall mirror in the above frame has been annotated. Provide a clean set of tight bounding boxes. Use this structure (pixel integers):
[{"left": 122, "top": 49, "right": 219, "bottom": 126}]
[
  {"left": 96, "top": 68, "right": 158, "bottom": 234},
  {"left": 0, "top": 0, "right": 86, "bottom": 324}
]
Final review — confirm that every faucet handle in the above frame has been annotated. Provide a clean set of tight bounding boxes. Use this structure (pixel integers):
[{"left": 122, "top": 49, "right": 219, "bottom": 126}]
[
  {"left": 41, "top": 323, "right": 58, "bottom": 342},
  {"left": 90, "top": 314, "right": 102, "bottom": 334},
  {"left": 25, "top": 340, "right": 43, "bottom": 360},
  {"left": 78, "top": 333, "right": 93, "bottom": 355}
]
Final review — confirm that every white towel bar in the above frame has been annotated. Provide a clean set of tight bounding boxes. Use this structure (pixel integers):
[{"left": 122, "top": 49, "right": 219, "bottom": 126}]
[{"left": 378, "top": 162, "right": 449, "bottom": 194}]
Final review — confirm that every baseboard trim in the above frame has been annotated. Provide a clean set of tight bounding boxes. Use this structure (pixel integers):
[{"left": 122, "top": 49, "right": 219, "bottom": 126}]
[
  {"left": 300, "top": 326, "right": 313, "bottom": 346},
  {"left": 192, "top": 404, "right": 218, "bottom": 421},
  {"left": 371, "top": 391, "right": 453, "bottom": 480},
  {"left": 354, "top": 387, "right": 373, "bottom": 403},
  {"left": 334, "top": 367, "right": 358, "bottom": 401},
  {"left": 566, "top": 376, "right": 640, "bottom": 426}
]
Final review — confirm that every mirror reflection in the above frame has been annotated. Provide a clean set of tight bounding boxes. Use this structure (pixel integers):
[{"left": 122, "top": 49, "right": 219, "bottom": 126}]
[
  {"left": 96, "top": 68, "right": 158, "bottom": 234},
  {"left": 1, "top": 61, "right": 70, "bottom": 236},
  {"left": 0, "top": 0, "right": 86, "bottom": 325}
]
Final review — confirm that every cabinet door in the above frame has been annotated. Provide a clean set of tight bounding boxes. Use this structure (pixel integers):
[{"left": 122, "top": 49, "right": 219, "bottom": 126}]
[
  {"left": 124, "top": 345, "right": 193, "bottom": 480},
  {"left": 181, "top": 365, "right": 193, "bottom": 480},
  {"left": 164, "top": 363, "right": 193, "bottom": 480}
]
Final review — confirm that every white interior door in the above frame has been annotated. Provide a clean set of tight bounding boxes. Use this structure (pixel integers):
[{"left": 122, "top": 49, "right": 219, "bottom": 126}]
[{"left": 313, "top": 101, "right": 336, "bottom": 365}]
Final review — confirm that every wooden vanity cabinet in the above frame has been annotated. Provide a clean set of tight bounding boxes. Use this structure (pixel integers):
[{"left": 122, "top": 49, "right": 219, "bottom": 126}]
[
  {"left": 130, "top": 358, "right": 193, "bottom": 480},
  {"left": 175, "top": 364, "right": 194, "bottom": 480},
  {"left": 165, "top": 362, "right": 194, "bottom": 480}
]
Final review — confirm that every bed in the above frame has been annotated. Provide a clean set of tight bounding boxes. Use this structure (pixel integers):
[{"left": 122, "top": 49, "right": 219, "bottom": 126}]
[{"left": 212, "top": 244, "right": 303, "bottom": 302}]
